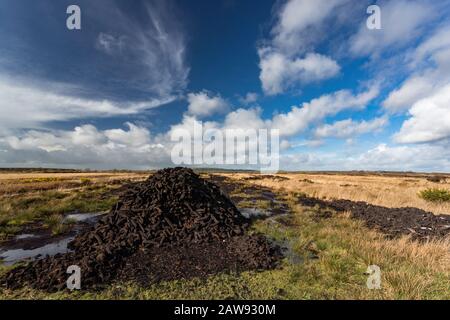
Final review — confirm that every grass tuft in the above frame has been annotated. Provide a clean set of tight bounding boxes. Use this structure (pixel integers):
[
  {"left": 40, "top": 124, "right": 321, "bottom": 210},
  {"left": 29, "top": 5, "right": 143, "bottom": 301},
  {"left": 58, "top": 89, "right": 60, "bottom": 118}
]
[{"left": 419, "top": 188, "right": 450, "bottom": 202}]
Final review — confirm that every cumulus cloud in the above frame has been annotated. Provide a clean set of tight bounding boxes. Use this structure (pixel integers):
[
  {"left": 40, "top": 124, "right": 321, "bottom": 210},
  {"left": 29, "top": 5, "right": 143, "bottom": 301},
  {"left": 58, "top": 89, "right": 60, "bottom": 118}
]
[
  {"left": 272, "top": 0, "right": 349, "bottom": 54},
  {"left": 281, "top": 143, "right": 450, "bottom": 172},
  {"left": 315, "top": 117, "right": 388, "bottom": 139},
  {"left": 1, "top": 123, "right": 169, "bottom": 169},
  {"left": 239, "top": 92, "right": 259, "bottom": 105},
  {"left": 354, "top": 143, "right": 450, "bottom": 171},
  {"left": 259, "top": 50, "right": 340, "bottom": 95},
  {"left": 183, "top": 87, "right": 378, "bottom": 139},
  {"left": 413, "top": 25, "right": 450, "bottom": 64},
  {"left": 270, "top": 87, "right": 379, "bottom": 136},
  {"left": 383, "top": 76, "right": 435, "bottom": 113},
  {"left": 257, "top": 0, "right": 346, "bottom": 95},
  {"left": 383, "top": 24, "right": 450, "bottom": 113},
  {"left": 382, "top": 24, "right": 450, "bottom": 145},
  {"left": 350, "top": 0, "right": 436, "bottom": 57},
  {"left": 186, "top": 91, "right": 229, "bottom": 118},
  {"left": 394, "top": 84, "right": 450, "bottom": 144},
  {"left": 223, "top": 108, "right": 268, "bottom": 131}
]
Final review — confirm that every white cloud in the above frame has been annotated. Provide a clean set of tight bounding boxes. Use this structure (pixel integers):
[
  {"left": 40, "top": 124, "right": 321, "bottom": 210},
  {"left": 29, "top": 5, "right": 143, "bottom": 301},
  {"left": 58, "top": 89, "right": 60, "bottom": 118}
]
[
  {"left": 382, "top": 76, "right": 434, "bottom": 113},
  {"left": 162, "top": 87, "right": 378, "bottom": 169},
  {"left": 96, "top": 33, "right": 126, "bottom": 55},
  {"left": 0, "top": 76, "right": 174, "bottom": 129},
  {"left": 183, "top": 87, "right": 378, "bottom": 139},
  {"left": 381, "top": 24, "right": 450, "bottom": 145},
  {"left": 315, "top": 117, "right": 387, "bottom": 139},
  {"left": 186, "top": 91, "right": 229, "bottom": 118},
  {"left": 413, "top": 25, "right": 450, "bottom": 64},
  {"left": 257, "top": 0, "right": 346, "bottom": 95},
  {"left": 273, "top": 0, "right": 349, "bottom": 54},
  {"left": 3, "top": 110, "right": 448, "bottom": 172},
  {"left": 0, "top": 0, "right": 189, "bottom": 131},
  {"left": 394, "top": 84, "right": 450, "bottom": 143},
  {"left": 135, "top": 2, "right": 189, "bottom": 97},
  {"left": 1, "top": 123, "right": 169, "bottom": 169},
  {"left": 281, "top": 143, "right": 450, "bottom": 172},
  {"left": 270, "top": 87, "right": 379, "bottom": 136},
  {"left": 240, "top": 92, "right": 259, "bottom": 105},
  {"left": 354, "top": 143, "right": 450, "bottom": 171},
  {"left": 92, "top": 0, "right": 189, "bottom": 98},
  {"left": 350, "top": 0, "right": 436, "bottom": 57},
  {"left": 259, "top": 50, "right": 340, "bottom": 95},
  {"left": 383, "top": 24, "right": 450, "bottom": 113},
  {"left": 223, "top": 108, "right": 268, "bottom": 130}
]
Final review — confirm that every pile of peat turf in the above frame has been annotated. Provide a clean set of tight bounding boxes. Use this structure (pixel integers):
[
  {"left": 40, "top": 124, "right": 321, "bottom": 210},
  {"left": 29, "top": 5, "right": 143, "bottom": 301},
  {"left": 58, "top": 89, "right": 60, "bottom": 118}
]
[{"left": 2, "top": 168, "right": 281, "bottom": 291}]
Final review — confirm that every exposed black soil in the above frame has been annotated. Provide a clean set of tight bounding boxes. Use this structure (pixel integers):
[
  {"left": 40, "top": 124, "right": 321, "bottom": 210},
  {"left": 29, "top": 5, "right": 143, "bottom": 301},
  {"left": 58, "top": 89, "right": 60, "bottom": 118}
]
[
  {"left": 298, "top": 195, "right": 450, "bottom": 241},
  {"left": 241, "top": 175, "right": 290, "bottom": 182},
  {"left": 426, "top": 176, "right": 447, "bottom": 183},
  {"left": 117, "top": 235, "right": 281, "bottom": 286},
  {"left": 1, "top": 168, "right": 281, "bottom": 292}
]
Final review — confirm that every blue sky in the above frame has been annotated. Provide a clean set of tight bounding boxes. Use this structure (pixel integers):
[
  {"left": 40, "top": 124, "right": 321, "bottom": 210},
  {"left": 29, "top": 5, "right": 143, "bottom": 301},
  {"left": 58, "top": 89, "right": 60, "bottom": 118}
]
[{"left": 0, "top": 0, "right": 450, "bottom": 171}]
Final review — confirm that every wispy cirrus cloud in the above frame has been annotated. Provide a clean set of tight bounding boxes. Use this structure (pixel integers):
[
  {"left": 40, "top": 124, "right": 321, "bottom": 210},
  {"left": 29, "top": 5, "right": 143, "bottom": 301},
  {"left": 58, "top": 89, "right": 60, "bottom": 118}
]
[{"left": 0, "top": 0, "right": 188, "bottom": 130}]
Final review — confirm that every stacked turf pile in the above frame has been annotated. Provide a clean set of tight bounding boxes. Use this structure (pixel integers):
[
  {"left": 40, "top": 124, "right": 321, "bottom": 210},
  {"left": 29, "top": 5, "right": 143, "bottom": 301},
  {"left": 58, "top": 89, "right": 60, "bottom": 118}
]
[{"left": 2, "top": 168, "right": 280, "bottom": 291}]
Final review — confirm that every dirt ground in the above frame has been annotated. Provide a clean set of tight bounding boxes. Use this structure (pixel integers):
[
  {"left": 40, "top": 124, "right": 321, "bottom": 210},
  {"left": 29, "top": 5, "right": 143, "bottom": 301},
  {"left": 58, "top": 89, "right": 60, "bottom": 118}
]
[{"left": 0, "top": 170, "right": 449, "bottom": 300}]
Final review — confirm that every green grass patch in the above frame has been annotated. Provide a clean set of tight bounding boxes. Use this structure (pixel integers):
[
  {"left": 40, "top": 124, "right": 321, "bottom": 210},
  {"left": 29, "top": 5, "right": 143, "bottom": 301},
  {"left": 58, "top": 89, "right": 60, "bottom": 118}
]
[
  {"left": 43, "top": 214, "right": 76, "bottom": 235},
  {"left": 0, "top": 185, "right": 118, "bottom": 239},
  {"left": 419, "top": 188, "right": 450, "bottom": 202},
  {"left": 237, "top": 199, "right": 272, "bottom": 210},
  {"left": 21, "top": 177, "right": 63, "bottom": 184}
]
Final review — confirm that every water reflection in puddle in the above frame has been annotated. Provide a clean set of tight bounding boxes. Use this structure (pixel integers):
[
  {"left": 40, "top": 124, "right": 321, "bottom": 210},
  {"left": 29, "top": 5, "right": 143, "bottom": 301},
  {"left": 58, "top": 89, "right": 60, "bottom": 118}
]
[
  {"left": 0, "top": 237, "right": 73, "bottom": 266},
  {"left": 65, "top": 212, "right": 104, "bottom": 222},
  {"left": 0, "top": 212, "right": 104, "bottom": 266},
  {"left": 272, "top": 239, "right": 303, "bottom": 265},
  {"left": 241, "top": 208, "right": 272, "bottom": 219},
  {"left": 15, "top": 234, "right": 38, "bottom": 240}
]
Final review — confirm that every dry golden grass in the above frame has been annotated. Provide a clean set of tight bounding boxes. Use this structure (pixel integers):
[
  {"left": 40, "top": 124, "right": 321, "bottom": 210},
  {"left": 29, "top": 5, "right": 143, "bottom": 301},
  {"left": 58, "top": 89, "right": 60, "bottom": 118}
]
[
  {"left": 226, "top": 173, "right": 450, "bottom": 215},
  {"left": 0, "top": 172, "right": 148, "bottom": 195},
  {"left": 284, "top": 199, "right": 450, "bottom": 300}
]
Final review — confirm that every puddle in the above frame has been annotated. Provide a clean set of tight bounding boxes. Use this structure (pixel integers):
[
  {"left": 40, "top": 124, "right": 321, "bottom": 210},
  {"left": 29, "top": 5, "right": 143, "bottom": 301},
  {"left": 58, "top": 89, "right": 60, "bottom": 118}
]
[
  {"left": 271, "top": 239, "right": 303, "bottom": 265},
  {"left": 15, "top": 234, "right": 38, "bottom": 240},
  {"left": 283, "top": 242, "right": 303, "bottom": 265},
  {"left": 240, "top": 204, "right": 289, "bottom": 219},
  {"left": 65, "top": 212, "right": 104, "bottom": 222},
  {"left": 0, "top": 212, "right": 104, "bottom": 266},
  {"left": 0, "top": 237, "right": 74, "bottom": 266},
  {"left": 240, "top": 208, "right": 272, "bottom": 219}
]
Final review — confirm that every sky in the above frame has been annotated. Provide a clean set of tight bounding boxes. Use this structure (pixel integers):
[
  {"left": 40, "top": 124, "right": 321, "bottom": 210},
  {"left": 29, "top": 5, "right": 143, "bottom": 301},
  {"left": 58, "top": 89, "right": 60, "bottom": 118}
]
[{"left": 0, "top": 0, "right": 450, "bottom": 171}]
